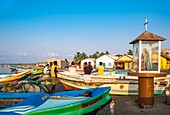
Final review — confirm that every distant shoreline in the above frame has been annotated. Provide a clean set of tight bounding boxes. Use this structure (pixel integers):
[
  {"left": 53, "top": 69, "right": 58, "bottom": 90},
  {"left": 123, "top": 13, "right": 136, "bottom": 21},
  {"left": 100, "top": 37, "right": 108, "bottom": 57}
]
[{"left": 0, "top": 63, "right": 36, "bottom": 65}]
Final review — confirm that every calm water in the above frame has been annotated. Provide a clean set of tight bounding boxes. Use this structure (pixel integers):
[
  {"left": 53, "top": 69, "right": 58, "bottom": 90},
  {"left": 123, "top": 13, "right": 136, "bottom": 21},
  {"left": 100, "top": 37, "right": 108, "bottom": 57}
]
[{"left": 0, "top": 65, "right": 13, "bottom": 74}]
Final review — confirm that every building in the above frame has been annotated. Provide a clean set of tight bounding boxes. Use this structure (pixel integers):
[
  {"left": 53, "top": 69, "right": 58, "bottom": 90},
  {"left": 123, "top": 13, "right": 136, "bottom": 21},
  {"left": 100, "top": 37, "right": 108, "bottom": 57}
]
[
  {"left": 114, "top": 54, "right": 133, "bottom": 70},
  {"left": 80, "top": 58, "right": 95, "bottom": 68},
  {"left": 161, "top": 54, "right": 170, "bottom": 71},
  {"left": 36, "top": 62, "right": 46, "bottom": 70},
  {"left": 45, "top": 58, "right": 69, "bottom": 68},
  {"left": 161, "top": 48, "right": 170, "bottom": 57},
  {"left": 96, "top": 54, "right": 118, "bottom": 68}
]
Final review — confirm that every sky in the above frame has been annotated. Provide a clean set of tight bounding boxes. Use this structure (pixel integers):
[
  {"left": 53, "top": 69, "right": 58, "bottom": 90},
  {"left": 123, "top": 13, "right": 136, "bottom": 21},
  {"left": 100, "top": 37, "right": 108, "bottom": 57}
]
[{"left": 0, "top": 0, "right": 170, "bottom": 63}]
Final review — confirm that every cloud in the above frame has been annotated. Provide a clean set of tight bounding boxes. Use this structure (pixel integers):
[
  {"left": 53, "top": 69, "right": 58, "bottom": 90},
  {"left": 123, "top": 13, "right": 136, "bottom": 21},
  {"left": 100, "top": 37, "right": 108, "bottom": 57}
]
[
  {"left": 16, "top": 52, "right": 28, "bottom": 56},
  {"left": 36, "top": 52, "right": 59, "bottom": 58},
  {"left": 47, "top": 52, "right": 59, "bottom": 57}
]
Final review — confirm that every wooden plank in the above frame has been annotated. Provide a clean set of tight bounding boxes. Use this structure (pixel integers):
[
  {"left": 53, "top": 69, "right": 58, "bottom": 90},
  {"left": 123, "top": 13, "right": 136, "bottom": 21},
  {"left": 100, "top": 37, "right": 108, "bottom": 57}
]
[{"left": 0, "top": 98, "right": 24, "bottom": 102}]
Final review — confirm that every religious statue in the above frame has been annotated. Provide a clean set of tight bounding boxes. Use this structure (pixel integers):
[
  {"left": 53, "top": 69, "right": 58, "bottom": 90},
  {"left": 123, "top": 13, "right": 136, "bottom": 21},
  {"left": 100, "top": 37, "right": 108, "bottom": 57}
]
[{"left": 141, "top": 48, "right": 151, "bottom": 71}]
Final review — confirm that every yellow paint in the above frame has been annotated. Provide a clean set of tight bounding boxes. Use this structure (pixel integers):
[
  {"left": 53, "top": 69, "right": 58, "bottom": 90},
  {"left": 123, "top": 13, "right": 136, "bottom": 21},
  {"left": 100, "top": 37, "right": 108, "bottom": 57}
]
[
  {"left": 117, "top": 54, "right": 170, "bottom": 70},
  {"left": 117, "top": 55, "right": 132, "bottom": 70},
  {"left": 118, "top": 55, "right": 132, "bottom": 61},
  {"left": 160, "top": 56, "right": 167, "bottom": 70},
  {"left": 152, "top": 53, "right": 170, "bottom": 70},
  {"left": 124, "top": 62, "right": 132, "bottom": 70},
  {"left": 166, "top": 58, "right": 170, "bottom": 70},
  {"left": 152, "top": 53, "right": 158, "bottom": 63},
  {"left": 160, "top": 56, "right": 170, "bottom": 70}
]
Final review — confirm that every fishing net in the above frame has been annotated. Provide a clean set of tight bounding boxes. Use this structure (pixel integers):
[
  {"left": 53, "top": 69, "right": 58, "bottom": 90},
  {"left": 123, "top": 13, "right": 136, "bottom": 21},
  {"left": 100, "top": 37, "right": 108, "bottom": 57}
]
[
  {"left": 1, "top": 80, "right": 50, "bottom": 93},
  {"left": 0, "top": 72, "right": 54, "bottom": 93}
]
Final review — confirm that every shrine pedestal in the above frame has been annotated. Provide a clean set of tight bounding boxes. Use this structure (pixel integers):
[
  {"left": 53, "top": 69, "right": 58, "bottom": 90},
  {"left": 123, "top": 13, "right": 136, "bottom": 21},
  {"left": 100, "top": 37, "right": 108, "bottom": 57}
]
[{"left": 128, "top": 72, "right": 167, "bottom": 108}]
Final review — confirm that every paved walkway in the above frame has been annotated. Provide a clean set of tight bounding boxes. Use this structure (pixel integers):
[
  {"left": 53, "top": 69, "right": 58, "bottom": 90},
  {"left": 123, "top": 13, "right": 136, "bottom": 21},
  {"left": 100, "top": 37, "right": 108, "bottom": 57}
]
[{"left": 97, "top": 94, "right": 170, "bottom": 115}]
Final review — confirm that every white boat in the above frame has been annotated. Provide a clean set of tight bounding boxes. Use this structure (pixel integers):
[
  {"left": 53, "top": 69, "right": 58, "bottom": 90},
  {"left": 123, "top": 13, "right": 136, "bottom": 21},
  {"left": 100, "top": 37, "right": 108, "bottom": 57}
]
[{"left": 57, "top": 70, "right": 169, "bottom": 95}]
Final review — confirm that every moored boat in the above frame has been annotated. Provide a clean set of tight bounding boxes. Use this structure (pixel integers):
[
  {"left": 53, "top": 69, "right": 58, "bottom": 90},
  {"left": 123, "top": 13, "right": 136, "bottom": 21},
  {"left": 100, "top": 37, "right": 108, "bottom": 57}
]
[
  {"left": 57, "top": 71, "right": 169, "bottom": 95},
  {"left": 30, "top": 70, "right": 43, "bottom": 76},
  {"left": 0, "top": 87, "right": 112, "bottom": 115},
  {"left": 0, "top": 70, "right": 31, "bottom": 85}
]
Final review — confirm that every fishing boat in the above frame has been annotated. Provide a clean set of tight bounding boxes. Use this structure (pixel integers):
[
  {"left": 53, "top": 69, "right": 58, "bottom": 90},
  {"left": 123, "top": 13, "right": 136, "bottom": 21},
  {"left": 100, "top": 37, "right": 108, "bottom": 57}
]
[
  {"left": 0, "top": 87, "right": 112, "bottom": 115},
  {"left": 57, "top": 71, "right": 169, "bottom": 95},
  {"left": 30, "top": 70, "right": 43, "bottom": 76},
  {"left": 0, "top": 70, "right": 31, "bottom": 85}
]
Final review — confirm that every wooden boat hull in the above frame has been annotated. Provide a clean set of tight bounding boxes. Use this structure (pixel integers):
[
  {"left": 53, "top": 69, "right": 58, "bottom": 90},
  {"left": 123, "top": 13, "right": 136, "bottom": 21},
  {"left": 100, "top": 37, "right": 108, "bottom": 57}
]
[
  {"left": 57, "top": 72, "right": 167, "bottom": 95},
  {"left": 0, "top": 87, "right": 111, "bottom": 115},
  {"left": 0, "top": 70, "right": 31, "bottom": 85}
]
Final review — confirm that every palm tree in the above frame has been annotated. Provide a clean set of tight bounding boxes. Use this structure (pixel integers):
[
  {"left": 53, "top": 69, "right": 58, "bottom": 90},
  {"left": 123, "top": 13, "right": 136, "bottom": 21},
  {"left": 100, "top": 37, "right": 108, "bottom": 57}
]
[
  {"left": 127, "top": 49, "right": 133, "bottom": 55},
  {"left": 89, "top": 55, "right": 93, "bottom": 58},
  {"left": 99, "top": 52, "right": 105, "bottom": 57},
  {"left": 74, "top": 51, "right": 110, "bottom": 62},
  {"left": 73, "top": 52, "right": 81, "bottom": 63},
  {"left": 105, "top": 51, "right": 109, "bottom": 55},
  {"left": 89, "top": 52, "right": 97, "bottom": 59},
  {"left": 73, "top": 52, "right": 88, "bottom": 63},
  {"left": 95, "top": 51, "right": 100, "bottom": 58},
  {"left": 80, "top": 52, "right": 88, "bottom": 60}
]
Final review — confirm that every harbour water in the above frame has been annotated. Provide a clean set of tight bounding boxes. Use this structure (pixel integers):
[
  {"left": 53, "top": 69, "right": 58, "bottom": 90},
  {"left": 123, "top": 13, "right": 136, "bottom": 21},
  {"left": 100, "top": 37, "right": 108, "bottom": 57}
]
[{"left": 0, "top": 64, "right": 13, "bottom": 74}]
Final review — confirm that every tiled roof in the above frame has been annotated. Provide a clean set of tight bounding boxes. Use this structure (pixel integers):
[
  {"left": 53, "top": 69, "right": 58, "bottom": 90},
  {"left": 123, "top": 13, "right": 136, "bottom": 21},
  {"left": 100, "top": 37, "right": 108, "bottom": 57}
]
[
  {"left": 161, "top": 54, "right": 170, "bottom": 60},
  {"left": 130, "top": 31, "right": 166, "bottom": 44},
  {"left": 115, "top": 60, "right": 132, "bottom": 62},
  {"left": 115, "top": 54, "right": 133, "bottom": 62}
]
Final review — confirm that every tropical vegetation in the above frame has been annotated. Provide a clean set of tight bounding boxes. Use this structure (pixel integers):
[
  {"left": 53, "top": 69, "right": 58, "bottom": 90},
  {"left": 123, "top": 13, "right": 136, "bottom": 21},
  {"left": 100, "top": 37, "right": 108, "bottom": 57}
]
[{"left": 73, "top": 51, "right": 109, "bottom": 63}]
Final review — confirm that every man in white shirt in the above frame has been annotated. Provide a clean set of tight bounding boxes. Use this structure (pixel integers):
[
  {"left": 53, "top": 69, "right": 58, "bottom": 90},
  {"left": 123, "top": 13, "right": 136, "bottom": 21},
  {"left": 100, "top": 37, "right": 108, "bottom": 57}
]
[{"left": 44, "top": 64, "right": 50, "bottom": 74}]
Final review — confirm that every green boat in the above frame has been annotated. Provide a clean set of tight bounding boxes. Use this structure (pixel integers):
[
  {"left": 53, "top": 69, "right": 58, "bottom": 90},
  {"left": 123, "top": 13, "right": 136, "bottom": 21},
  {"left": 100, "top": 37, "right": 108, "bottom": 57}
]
[
  {"left": 30, "top": 70, "right": 43, "bottom": 76},
  {"left": 0, "top": 87, "right": 112, "bottom": 115}
]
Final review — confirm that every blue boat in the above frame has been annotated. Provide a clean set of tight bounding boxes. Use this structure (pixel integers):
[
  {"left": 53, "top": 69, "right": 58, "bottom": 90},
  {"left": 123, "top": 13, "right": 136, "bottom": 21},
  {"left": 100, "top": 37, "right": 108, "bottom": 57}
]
[{"left": 0, "top": 87, "right": 112, "bottom": 115}]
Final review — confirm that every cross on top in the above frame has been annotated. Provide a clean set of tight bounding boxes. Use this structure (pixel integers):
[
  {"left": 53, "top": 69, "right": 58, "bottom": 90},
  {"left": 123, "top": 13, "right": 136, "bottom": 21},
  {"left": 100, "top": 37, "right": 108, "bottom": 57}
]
[{"left": 144, "top": 19, "right": 148, "bottom": 31}]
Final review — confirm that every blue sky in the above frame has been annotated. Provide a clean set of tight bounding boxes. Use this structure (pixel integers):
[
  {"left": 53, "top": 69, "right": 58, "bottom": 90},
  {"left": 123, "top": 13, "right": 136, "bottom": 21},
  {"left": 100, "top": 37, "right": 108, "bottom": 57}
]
[{"left": 0, "top": 0, "right": 170, "bottom": 63}]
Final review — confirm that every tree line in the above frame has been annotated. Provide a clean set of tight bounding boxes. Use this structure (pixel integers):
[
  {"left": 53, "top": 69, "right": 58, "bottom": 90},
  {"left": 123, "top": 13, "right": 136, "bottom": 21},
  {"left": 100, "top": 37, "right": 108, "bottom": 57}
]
[{"left": 73, "top": 50, "right": 133, "bottom": 63}]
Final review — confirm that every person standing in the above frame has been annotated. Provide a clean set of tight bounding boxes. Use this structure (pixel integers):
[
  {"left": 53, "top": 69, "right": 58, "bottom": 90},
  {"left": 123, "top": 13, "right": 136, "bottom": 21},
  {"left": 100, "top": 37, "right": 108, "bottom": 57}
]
[
  {"left": 97, "top": 62, "right": 104, "bottom": 76},
  {"left": 88, "top": 62, "right": 93, "bottom": 74},
  {"left": 44, "top": 64, "right": 50, "bottom": 74},
  {"left": 51, "top": 61, "right": 58, "bottom": 93},
  {"left": 68, "top": 61, "right": 77, "bottom": 73},
  {"left": 83, "top": 62, "right": 91, "bottom": 74}
]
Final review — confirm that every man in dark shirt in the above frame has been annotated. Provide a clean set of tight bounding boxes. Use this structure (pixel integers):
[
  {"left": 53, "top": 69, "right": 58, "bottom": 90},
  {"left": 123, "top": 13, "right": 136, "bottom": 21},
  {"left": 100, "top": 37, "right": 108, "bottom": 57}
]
[
  {"left": 88, "top": 62, "right": 93, "bottom": 74},
  {"left": 83, "top": 62, "right": 91, "bottom": 74}
]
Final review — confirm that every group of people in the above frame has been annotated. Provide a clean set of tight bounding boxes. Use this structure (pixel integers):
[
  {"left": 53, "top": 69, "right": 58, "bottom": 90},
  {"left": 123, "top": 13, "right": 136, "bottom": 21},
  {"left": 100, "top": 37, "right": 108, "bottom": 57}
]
[
  {"left": 83, "top": 62, "right": 93, "bottom": 74},
  {"left": 43, "top": 61, "right": 105, "bottom": 93},
  {"left": 83, "top": 61, "right": 104, "bottom": 76}
]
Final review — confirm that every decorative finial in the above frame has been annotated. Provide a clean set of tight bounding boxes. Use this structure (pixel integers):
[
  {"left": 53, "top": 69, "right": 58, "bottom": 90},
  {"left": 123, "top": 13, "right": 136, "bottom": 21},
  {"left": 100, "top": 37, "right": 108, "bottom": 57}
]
[{"left": 144, "top": 19, "right": 148, "bottom": 31}]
